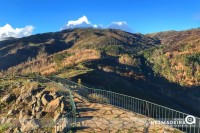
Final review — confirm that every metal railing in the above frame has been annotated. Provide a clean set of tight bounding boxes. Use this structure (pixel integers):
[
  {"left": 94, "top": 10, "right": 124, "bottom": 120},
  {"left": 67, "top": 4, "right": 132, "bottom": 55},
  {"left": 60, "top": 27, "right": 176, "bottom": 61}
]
[{"left": 49, "top": 76, "right": 200, "bottom": 133}]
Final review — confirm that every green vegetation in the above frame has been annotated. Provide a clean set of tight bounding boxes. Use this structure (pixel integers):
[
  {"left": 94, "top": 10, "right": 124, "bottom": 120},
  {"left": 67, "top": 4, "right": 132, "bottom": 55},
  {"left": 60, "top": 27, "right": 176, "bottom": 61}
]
[
  {"left": 184, "top": 53, "right": 200, "bottom": 66},
  {"left": 102, "top": 45, "right": 123, "bottom": 55},
  {"left": 0, "top": 123, "right": 12, "bottom": 133},
  {"left": 53, "top": 52, "right": 73, "bottom": 65}
]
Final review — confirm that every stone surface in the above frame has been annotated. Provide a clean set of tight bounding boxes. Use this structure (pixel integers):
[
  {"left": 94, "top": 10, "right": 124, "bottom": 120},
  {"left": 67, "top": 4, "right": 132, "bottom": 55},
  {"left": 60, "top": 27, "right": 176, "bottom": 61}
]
[{"left": 74, "top": 97, "right": 180, "bottom": 133}]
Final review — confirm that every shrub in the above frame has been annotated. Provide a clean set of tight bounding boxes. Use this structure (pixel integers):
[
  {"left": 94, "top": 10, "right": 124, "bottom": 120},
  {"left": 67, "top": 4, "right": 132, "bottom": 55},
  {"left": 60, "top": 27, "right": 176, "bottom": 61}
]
[
  {"left": 184, "top": 53, "right": 200, "bottom": 66},
  {"left": 88, "top": 93, "right": 109, "bottom": 103},
  {"left": 119, "top": 54, "right": 141, "bottom": 67}
]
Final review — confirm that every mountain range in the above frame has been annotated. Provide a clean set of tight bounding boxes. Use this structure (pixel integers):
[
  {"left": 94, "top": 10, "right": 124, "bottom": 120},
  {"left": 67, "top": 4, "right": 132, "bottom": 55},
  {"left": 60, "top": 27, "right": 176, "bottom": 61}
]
[{"left": 0, "top": 28, "right": 199, "bottom": 116}]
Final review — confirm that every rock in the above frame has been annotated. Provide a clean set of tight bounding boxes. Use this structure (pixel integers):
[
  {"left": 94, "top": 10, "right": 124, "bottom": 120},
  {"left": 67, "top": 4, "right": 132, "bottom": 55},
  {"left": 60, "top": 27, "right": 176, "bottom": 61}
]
[
  {"left": 60, "top": 101, "right": 67, "bottom": 112},
  {"left": 31, "top": 96, "right": 37, "bottom": 104},
  {"left": 0, "top": 117, "right": 7, "bottom": 124},
  {"left": 35, "top": 111, "right": 46, "bottom": 119},
  {"left": 54, "top": 111, "right": 61, "bottom": 122},
  {"left": 22, "top": 92, "right": 32, "bottom": 102},
  {"left": 41, "top": 94, "right": 53, "bottom": 106},
  {"left": 13, "top": 128, "right": 20, "bottom": 133},
  {"left": 32, "top": 108, "right": 36, "bottom": 117},
  {"left": 102, "top": 66, "right": 114, "bottom": 72},
  {"left": 20, "top": 119, "right": 40, "bottom": 132},
  {"left": 36, "top": 91, "right": 50, "bottom": 99},
  {"left": 5, "top": 118, "right": 13, "bottom": 124},
  {"left": 7, "top": 109, "right": 18, "bottom": 116},
  {"left": 15, "top": 97, "right": 23, "bottom": 104},
  {"left": 16, "top": 92, "right": 31, "bottom": 104},
  {"left": 35, "top": 106, "right": 43, "bottom": 112},
  {"left": 1, "top": 94, "right": 16, "bottom": 103},
  {"left": 54, "top": 117, "right": 68, "bottom": 133},
  {"left": 19, "top": 109, "right": 32, "bottom": 122},
  {"left": 45, "top": 98, "right": 61, "bottom": 112},
  {"left": 31, "top": 87, "right": 44, "bottom": 95},
  {"left": 50, "top": 92, "right": 62, "bottom": 99},
  {"left": 36, "top": 100, "right": 42, "bottom": 107}
]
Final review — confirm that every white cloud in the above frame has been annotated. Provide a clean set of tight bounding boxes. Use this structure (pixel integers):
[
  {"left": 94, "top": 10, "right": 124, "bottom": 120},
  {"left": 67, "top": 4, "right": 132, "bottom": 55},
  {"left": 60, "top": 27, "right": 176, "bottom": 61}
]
[
  {"left": 61, "top": 16, "right": 100, "bottom": 30},
  {"left": 61, "top": 16, "right": 131, "bottom": 32},
  {"left": 0, "top": 24, "right": 34, "bottom": 41},
  {"left": 107, "top": 21, "right": 131, "bottom": 32}
]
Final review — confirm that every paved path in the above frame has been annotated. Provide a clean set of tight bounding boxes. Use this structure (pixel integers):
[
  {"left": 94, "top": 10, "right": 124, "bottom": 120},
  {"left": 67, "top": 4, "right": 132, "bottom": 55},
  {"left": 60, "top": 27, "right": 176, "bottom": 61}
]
[{"left": 73, "top": 97, "right": 180, "bottom": 133}]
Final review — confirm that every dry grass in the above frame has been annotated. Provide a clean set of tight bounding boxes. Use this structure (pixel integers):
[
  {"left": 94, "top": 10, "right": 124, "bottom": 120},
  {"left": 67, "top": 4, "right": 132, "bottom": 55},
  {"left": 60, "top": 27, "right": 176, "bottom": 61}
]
[
  {"left": 88, "top": 93, "right": 109, "bottom": 103},
  {"left": 0, "top": 49, "right": 100, "bottom": 76}
]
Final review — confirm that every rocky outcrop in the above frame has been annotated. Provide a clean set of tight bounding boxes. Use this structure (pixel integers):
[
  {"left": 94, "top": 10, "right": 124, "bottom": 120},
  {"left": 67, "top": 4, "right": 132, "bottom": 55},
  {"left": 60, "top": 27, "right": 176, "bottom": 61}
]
[{"left": 0, "top": 79, "right": 71, "bottom": 133}]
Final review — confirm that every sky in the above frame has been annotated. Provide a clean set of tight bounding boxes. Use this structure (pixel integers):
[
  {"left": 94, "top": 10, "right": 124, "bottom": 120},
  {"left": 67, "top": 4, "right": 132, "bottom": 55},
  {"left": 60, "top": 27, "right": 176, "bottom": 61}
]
[{"left": 0, "top": 0, "right": 200, "bottom": 40}]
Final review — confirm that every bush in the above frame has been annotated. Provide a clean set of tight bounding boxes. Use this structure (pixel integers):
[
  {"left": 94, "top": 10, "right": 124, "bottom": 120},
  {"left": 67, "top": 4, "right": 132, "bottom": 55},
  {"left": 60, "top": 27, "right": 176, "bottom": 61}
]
[
  {"left": 88, "top": 93, "right": 109, "bottom": 103},
  {"left": 119, "top": 54, "right": 141, "bottom": 67},
  {"left": 102, "top": 45, "right": 123, "bottom": 55},
  {"left": 53, "top": 52, "right": 73, "bottom": 65},
  {"left": 184, "top": 53, "right": 200, "bottom": 66}
]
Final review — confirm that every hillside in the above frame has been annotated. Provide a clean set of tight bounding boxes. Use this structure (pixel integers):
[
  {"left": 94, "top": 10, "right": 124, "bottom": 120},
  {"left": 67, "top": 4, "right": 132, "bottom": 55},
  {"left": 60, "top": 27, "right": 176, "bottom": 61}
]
[
  {"left": 146, "top": 29, "right": 200, "bottom": 86},
  {"left": 0, "top": 28, "right": 200, "bottom": 117},
  {"left": 0, "top": 28, "right": 159, "bottom": 70}
]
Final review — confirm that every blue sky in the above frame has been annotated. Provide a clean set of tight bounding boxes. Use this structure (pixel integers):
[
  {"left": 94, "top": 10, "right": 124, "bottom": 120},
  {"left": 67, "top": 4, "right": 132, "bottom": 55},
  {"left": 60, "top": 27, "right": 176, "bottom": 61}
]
[{"left": 0, "top": 0, "right": 200, "bottom": 40}]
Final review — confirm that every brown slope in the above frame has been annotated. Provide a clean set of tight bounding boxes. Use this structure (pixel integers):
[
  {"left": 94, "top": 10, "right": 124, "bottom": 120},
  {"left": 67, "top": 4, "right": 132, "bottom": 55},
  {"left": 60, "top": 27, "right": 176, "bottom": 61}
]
[{"left": 0, "top": 28, "right": 159, "bottom": 71}]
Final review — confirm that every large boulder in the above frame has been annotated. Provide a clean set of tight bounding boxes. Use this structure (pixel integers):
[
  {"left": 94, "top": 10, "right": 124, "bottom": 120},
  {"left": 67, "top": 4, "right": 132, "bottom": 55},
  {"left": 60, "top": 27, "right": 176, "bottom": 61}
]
[{"left": 45, "top": 98, "right": 62, "bottom": 112}]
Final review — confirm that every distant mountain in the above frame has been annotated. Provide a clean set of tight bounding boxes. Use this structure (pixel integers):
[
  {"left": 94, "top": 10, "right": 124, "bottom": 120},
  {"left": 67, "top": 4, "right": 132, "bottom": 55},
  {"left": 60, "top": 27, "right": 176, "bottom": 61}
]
[
  {"left": 0, "top": 28, "right": 199, "bottom": 116},
  {"left": 0, "top": 28, "right": 159, "bottom": 70}
]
